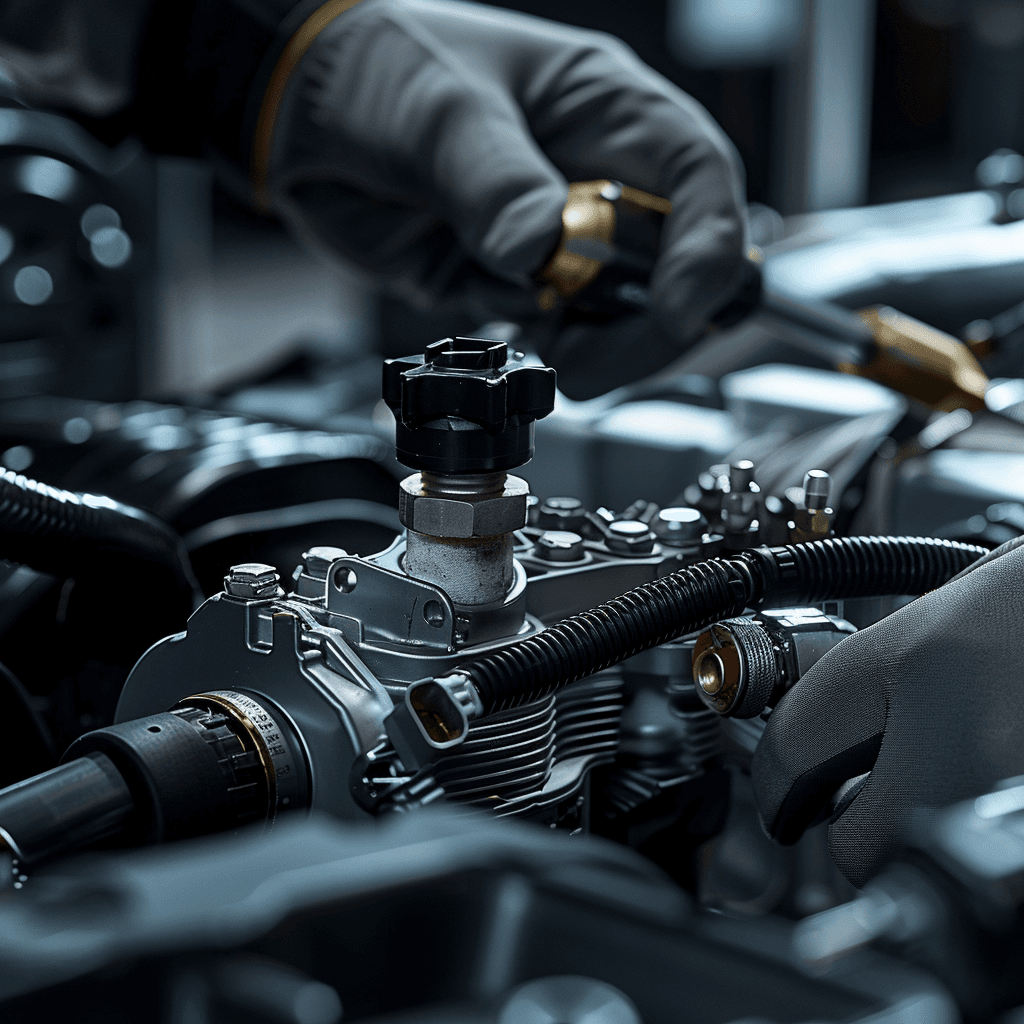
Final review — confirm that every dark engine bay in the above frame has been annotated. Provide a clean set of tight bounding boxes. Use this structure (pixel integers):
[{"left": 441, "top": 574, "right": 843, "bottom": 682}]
[{"left": 1, "top": 108, "right": 1024, "bottom": 1024}]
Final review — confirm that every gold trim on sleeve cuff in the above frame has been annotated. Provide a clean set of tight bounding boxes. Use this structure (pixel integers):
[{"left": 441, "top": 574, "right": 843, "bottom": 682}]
[{"left": 251, "top": 0, "right": 366, "bottom": 209}]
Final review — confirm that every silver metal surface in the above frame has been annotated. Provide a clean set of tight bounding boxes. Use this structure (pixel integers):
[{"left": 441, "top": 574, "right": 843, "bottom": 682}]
[
  {"left": 224, "top": 563, "right": 282, "bottom": 599},
  {"left": 536, "top": 495, "right": 587, "bottom": 531},
  {"left": 803, "top": 469, "right": 831, "bottom": 510},
  {"left": 405, "top": 529, "right": 515, "bottom": 606},
  {"left": 325, "top": 555, "right": 458, "bottom": 649},
  {"left": 351, "top": 535, "right": 533, "bottom": 656},
  {"left": 653, "top": 507, "right": 706, "bottom": 545},
  {"left": 535, "top": 530, "right": 585, "bottom": 562},
  {"left": 730, "top": 460, "right": 756, "bottom": 490},
  {"left": 293, "top": 545, "right": 347, "bottom": 599},
  {"left": 116, "top": 594, "right": 395, "bottom": 821},
  {"left": 398, "top": 472, "right": 529, "bottom": 538}
]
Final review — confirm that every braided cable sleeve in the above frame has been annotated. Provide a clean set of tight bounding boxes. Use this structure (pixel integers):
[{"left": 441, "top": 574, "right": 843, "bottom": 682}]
[
  {"left": 459, "top": 536, "right": 987, "bottom": 717},
  {"left": 0, "top": 470, "right": 200, "bottom": 602},
  {"left": 466, "top": 557, "right": 759, "bottom": 715},
  {"left": 757, "top": 535, "right": 988, "bottom": 605}
]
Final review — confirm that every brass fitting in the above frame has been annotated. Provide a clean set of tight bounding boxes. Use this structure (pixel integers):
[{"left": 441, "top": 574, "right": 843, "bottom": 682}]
[
  {"left": 537, "top": 180, "right": 671, "bottom": 311},
  {"left": 844, "top": 306, "right": 989, "bottom": 413}
]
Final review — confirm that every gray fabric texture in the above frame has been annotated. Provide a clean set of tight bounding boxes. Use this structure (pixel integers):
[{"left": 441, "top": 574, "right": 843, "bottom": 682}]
[
  {"left": 752, "top": 542, "right": 1024, "bottom": 888},
  {"left": 268, "top": 0, "right": 747, "bottom": 374}
]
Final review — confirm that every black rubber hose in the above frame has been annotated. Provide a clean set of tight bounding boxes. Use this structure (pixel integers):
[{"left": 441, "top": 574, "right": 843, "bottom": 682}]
[
  {"left": 460, "top": 536, "right": 986, "bottom": 716},
  {"left": 0, "top": 469, "right": 200, "bottom": 604}
]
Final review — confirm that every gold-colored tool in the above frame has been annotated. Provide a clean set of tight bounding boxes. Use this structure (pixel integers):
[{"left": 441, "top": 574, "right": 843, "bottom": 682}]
[
  {"left": 843, "top": 306, "right": 990, "bottom": 413},
  {"left": 537, "top": 180, "right": 671, "bottom": 312},
  {"left": 540, "top": 184, "right": 991, "bottom": 415}
]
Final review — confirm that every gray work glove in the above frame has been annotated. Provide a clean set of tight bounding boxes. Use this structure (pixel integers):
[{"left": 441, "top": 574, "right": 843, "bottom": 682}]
[
  {"left": 266, "top": 0, "right": 747, "bottom": 392},
  {"left": 752, "top": 537, "right": 1024, "bottom": 888}
]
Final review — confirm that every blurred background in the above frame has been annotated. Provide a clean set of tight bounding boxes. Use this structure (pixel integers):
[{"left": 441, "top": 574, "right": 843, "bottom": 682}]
[
  {"left": 0, "top": 0, "right": 1014, "bottom": 402},
  {"left": 141, "top": 0, "right": 1024, "bottom": 398}
]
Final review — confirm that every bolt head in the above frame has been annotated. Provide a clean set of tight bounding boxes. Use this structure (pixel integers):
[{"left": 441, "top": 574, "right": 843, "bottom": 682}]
[
  {"left": 302, "top": 546, "right": 348, "bottom": 578},
  {"left": 537, "top": 495, "right": 586, "bottom": 530},
  {"left": 225, "top": 562, "right": 280, "bottom": 599},
  {"left": 536, "top": 530, "right": 585, "bottom": 562},
  {"left": 730, "top": 460, "right": 756, "bottom": 490},
  {"left": 802, "top": 469, "right": 831, "bottom": 510},
  {"left": 654, "top": 507, "right": 707, "bottom": 545}
]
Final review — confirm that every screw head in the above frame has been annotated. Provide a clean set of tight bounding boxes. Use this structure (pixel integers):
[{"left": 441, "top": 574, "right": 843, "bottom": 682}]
[
  {"left": 654, "top": 507, "right": 707, "bottom": 545},
  {"left": 730, "top": 460, "right": 756, "bottom": 490},
  {"left": 802, "top": 469, "right": 831, "bottom": 510},
  {"left": 302, "top": 546, "right": 348, "bottom": 578},
  {"left": 536, "top": 530, "right": 585, "bottom": 562},
  {"left": 225, "top": 562, "right": 281, "bottom": 599},
  {"left": 537, "top": 495, "right": 586, "bottom": 530}
]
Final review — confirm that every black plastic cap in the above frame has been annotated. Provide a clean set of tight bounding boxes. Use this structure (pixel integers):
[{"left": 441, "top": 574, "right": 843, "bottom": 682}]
[{"left": 383, "top": 338, "right": 557, "bottom": 473}]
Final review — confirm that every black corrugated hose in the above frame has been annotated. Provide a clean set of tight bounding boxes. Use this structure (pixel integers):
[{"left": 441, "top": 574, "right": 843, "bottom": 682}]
[
  {"left": 460, "top": 536, "right": 987, "bottom": 716},
  {"left": 0, "top": 469, "right": 200, "bottom": 606}
]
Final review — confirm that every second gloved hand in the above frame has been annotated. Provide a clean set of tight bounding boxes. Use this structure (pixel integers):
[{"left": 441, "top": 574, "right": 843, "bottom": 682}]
[
  {"left": 262, "top": 0, "right": 747, "bottom": 392},
  {"left": 752, "top": 537, "right": 1024, "bottom": 889}
]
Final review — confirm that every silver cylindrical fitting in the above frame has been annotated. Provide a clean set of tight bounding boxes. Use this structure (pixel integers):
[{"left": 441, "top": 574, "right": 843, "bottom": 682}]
[
  {"left": 405, "top": 531, "right": 514, "bottom": 606},
  {"left": 802, "top": 469, "right": 831, "bottom": 511},
  {"left": 730, "top": 460, "right": 756, "bottom": 490},
  {"left": 399, "top": 470, "right": 529, "bottom": 607},
  {"left": 398, "top": 472, "right": 528, "bottom": 538},
  {"left": 420, "top": 471, "right": 507, "bottom": 499}
]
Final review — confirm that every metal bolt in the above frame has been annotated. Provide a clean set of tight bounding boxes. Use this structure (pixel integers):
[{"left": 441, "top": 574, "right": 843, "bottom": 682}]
[
  {"left": 803, "top": 470, "right": 831, "bottom": 511},
  {"left": 605, "top": 519, "right": 655, "bottom": 555},
  {"left": 224, "top": 562, "right": 281, "bottom": 599},
  {"left": 302, "top": 546, "right": 347, "bottom": 579},
  {"left": 546, "top": 497, "right": 580, "bottom": 511},
  {"left": 537, "top": 495, "right": 586, "bottom": 530},
  {"left": 535, "top": 530, "right": 585, "bottom": 562},
  {"left": 653, "top": 507, "right": 707, "bottom": 546},
  {"left": 730, "top": 460, "right": 756, "bottom": 491}
]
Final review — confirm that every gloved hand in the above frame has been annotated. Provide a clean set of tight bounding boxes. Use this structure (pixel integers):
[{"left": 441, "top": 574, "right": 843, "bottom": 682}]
[
  {"left": 265, "top": 0, "right": 747, "bottom": 395},
  {"left": 752, "top": 536, "right": 1024, "bottom": 889}
]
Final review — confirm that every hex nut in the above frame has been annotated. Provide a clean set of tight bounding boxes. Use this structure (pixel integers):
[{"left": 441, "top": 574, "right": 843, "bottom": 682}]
[
  {"left": 536, "top": 530, "right": 585, "bottom": 562},
  {"left": 399, "top": 474, "right": 529, "bottom": 538},
  {"left": 292, "top": 546, "right": 348, "bottom": 599},
  {"left": 654, "top": 507, "right": 707, "bottom": 546},
  {"left": 225, "top": 562, "right": 281, "bottom": 599},
  {"left": 536, "top": 495, "right": 586, "bottom": 531},
  {"left": 605, "top": 520, "right": 655, "bottom": 555},
  {"left": 303, "top": 546, "right": 348, "bottom": 578}
]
